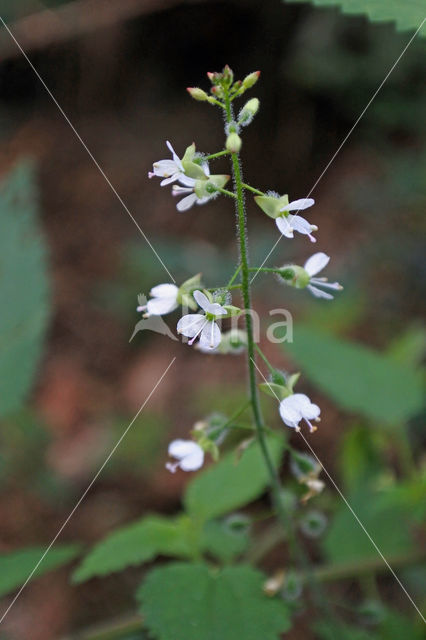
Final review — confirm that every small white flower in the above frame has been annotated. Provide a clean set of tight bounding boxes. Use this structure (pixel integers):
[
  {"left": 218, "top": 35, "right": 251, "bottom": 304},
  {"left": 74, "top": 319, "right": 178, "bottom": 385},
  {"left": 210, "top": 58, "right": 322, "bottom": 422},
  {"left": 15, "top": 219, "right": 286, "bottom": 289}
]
[
  {"left": 148, "top": 141, "right": 195, "bottom": 187},
  {"left": 172, "top": 181, "right": 211, "bottom": 212},
  {"left": 137, "top": 283, "right": 179, "bottom": 316},
  {"left": 276, "top": 198, "right": 318, "bottom": 242},
  {"left": 166, "top": 439, "right": 204, "bottom": 473},
  {"left": 279, "top": 393, "right": 320, "bottom": 433},
  {"left": 304, "top": 253, "right": 343, "bottom": 300},
  {"left": 177, "top": 290, "right": 227, "bottom": 349}
]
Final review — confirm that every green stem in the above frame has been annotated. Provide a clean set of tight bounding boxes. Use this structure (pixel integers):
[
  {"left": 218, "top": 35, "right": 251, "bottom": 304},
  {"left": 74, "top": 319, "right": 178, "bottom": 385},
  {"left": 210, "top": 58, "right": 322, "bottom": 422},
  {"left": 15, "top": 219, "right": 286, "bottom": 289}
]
[
  {"left": 204, "top": 149, "right": 231, "bottom": 161},
  {"left": 216, "top": 187, "right": 237, "bottom": 198},
  {"left": 248, "top": 267, "right": 282, "bottom": 274},
  {"left": 206, "top": 284, "right": 242, "bottom": 292},
  {"left": 223, "top": 90, "right": 292, "bottom": 540},
  {"left": 242, "top": 182, "right": 265, "bottom": 196},
  {"left": 227, "top": 264, "right": 242, "bottom": 287},
  {"left": 254, "top": 344, "right": 275, "bottom": 375}
]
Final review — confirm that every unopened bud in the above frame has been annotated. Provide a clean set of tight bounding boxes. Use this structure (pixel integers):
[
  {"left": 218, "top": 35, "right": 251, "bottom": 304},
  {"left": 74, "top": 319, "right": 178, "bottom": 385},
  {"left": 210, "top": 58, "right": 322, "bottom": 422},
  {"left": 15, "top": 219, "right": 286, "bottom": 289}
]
[
  {"left": 239, "top": 98, "right": 260, "bottom": 126},
  {"left": 242, "top": 70, "right": 260, "bottom": 89},
  {"left": 226, "top": 132, "right": 242, "bottom": 153},
  {"left": 207, "top": 71, "right": 221, "bottom": 84},
  {"left": 222, "top": 64, "right": 234, "bottom": 85},
  {"left": 187, "top": 87, "right": 208, "bottom": 101}
]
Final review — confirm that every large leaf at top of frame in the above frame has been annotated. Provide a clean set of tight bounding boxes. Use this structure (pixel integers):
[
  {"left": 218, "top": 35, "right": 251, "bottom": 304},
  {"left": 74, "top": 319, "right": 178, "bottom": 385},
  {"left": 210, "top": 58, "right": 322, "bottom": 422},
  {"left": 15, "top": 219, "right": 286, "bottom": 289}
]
[
  {"left": 0, "top": 162, "right": 51, "bottom": 417},
  {"left": 283, "top": 0, "right": 426, "bottom": 35},
  {"left": 283, "top": 325, "right": 423, "bottom": 425},
  {"left": 138, "top": 563, "right": 291, "bottom": 640}
]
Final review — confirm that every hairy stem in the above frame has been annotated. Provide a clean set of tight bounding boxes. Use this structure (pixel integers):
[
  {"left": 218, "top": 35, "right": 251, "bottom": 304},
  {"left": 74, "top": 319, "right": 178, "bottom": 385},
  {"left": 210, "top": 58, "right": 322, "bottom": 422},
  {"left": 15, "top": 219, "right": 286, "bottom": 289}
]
[{"left": 223, "top": 91, "right": 293, "bottom": 539}]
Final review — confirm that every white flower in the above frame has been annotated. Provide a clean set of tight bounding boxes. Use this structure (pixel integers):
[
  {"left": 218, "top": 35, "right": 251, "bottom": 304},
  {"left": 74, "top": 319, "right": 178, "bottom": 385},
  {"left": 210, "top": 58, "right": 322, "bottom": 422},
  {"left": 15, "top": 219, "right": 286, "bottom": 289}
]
[
  {"left": 171, "top": 160, "right": 213, "bottom": 212},
  {"left": 276, "top": 198, "right": 318, "bottom": 242},
  {"left": 304, "top": 253, "right": 343, "bottom": 300},
  {"left": 172, "top": 181, "right": 211, "bottom": 212},
  {"left": 166, "top": 439, "right": 204, "bottom": 473},
  {"left": 137, "top": 283, "right": 179, "bottom": 316},
  {"left": 148, "top": 140, "right": 195, "bottom": 187},
  {"left": 279, "top": 393, "right": 320, "bottom": 433},
  {"left": 177, "top": 290, "right": 227, "bottom": 349}
]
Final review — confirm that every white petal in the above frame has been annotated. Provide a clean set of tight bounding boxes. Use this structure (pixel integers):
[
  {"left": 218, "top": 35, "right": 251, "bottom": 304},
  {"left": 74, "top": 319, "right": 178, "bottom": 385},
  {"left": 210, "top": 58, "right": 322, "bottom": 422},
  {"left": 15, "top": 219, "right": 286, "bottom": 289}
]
[
  {"left": 168, "top": 439, "right": 196, "bottom": 459},
  {"left": 310, "top": 278, "right": 342, "bottom": 291},
  {"left": 166, "top": 140, "right": 183, "bottom": 170},
  {"left": 307, "top": 284, "right": 334, "bottom": 300},
  {"left": 205, "top": 302, "right": 227, "bottom": 316},
  {"left": 160, "top": 173, "right": 180, "bottom": 186},
  {"left": 177, "top": 174, "right": 196, "bottom": 187},
  {"left": 179, "top": 445, "right": 204, "bottom": 471},
  {"left": 279, "top": 400, "right": 301, "bottom": 428},
  {"left": 177, "top": 193, "right": 198, "bottom": 212},
  {"left": 150, "top": 284, "right": 178, "bottom": 298},
  {"left": 177, "top": 314, "right": 205, "bottom": 337},
  {"left": 302, "top": 402, "right": 321, "bottom": 421},
  {"left": 285, "top": 394, "right": 321, "bottom": 421},
  {"left": 200, "top": 321, "right": 221, "bottom": 349},
  {"left": 304, "top": 253, "right": 329, "bottom": 276},
  {"left": 290, "top": 216, "right": 317, "bottom": 242},
  {"left": 193, "top": 290, "right": 211, "bottom": 311},
  {"left": 147, "top": 296, "right": 178, "bottom": 315},
  {"left": 152, "top": 159, "right": 178, "bottom": 178},
  {"left": 276, "top": 216, "right": 294, "bottom": 238},
  {"left": 284, "top": 198, "right": 315, "bottom": 212}
]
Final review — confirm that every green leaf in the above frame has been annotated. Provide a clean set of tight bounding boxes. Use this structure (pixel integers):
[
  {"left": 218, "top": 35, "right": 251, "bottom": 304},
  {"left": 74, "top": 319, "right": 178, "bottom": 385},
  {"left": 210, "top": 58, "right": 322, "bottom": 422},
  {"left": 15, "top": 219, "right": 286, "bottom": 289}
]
[
  {"left": 200, "top": 520, "right": 250, "bottom": 562},
  {"left": 184, "top": 435, "right": 285, "bottom": 522},
  {"left": 0, "top": 545, "right": 81, "bottom": 598},
  {"left": 283, "top": 0, "right": 426, "bottom": 35},
  {"left": 72, "top": 516, "right": 192, "bottom": 583},
  {"left": 0, "top": 162, "right": 51, "bottom": 417},
  {"left": 284, "top": 325, "right": 423, "bottom": 424},
  {"left": 378, "top": 610, "right": 425, "bottom": 640},
  {"left": 138, "top": 563, "right": 291, "bottom": 640},
  {"left": 322, "top": 487, "right": 416, "bottom": 565}
]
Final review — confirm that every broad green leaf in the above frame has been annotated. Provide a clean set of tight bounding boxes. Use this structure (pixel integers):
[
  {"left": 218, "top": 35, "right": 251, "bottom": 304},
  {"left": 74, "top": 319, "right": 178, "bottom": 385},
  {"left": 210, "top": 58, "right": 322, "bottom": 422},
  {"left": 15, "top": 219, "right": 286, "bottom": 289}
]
[
  {"left": 284, "top": 325, "right": 423, "bottom": 424},
  {"left": 72, "top": 516, "right": 192, "bottom": 583},
  {"left": 0, "top": 545, "right": 80, "bottom": 598},
  {"left": 184, "top": 435, "right": 285, "bottom": 522},
  {"left": 138, "top": 563, "right": 291, "bottom": 640},
  {"left": 200, "top": 520, "right": 250, "bottom": 562},
  {"left": 339, "top": 425, "right": 384, "bottom": 490},
  {"left": 0, "top": 163, "right": 51, "bottom": 417},
  {"left": 322, "top": 487, "right": 416, "bottom": 565},
  {"left": 283, "top": 0, "right": 426, "bottom": 35}
]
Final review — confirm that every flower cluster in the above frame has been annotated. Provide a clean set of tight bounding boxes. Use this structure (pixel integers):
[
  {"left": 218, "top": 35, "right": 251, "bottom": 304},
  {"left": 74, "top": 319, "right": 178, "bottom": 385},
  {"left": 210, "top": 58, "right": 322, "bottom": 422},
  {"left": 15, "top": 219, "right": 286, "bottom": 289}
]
[{"left": 141, "top": 66, "right": 344, "bottom": 474}]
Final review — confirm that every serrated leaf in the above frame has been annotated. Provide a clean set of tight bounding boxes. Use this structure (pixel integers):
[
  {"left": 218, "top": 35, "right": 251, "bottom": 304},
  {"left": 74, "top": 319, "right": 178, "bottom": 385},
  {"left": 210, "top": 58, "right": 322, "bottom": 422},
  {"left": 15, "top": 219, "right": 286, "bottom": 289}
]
[
  {"left": 138, "top": 563, "right": 291, "bottom": 640},
  {"left": 322, "top": 487, "right": 416, "bottom": 565},
  {"left": 0, "top": 162, "right": 51, "bottom": 417},
  {"left": 284, "top": 325, "right": 423, "bottom": 424},
  {"left": 283, "top": 0, "right": 426, "bottom": 35},
  {"left": 184, "top": 435, "right": 285, "bottom": 522},
  {"left": 72, "top": 516, "right": 192, "bottom": 583},
  {"left": 0, "top": 545, "right": 81, "bottom": 598}
]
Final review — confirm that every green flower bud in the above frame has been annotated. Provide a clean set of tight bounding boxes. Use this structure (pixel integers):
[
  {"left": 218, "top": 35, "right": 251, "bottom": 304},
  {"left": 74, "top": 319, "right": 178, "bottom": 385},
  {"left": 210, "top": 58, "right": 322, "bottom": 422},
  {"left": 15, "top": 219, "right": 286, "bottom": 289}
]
[
  {"left": 299, "top": 510, "right": 327, "bottom": 538},
  {"left": 186, "top": 87, "right": 208, "bottom": 101},
  {"left": 222, "top": 64, "right": 234, "bottom": 86},
  {"left": 242, "top": 70, "right": 260, "bottom": 89},
  {"left": 239, "top": 98, "right": 260, "bottom": 126},
  {"left": 226, "top": 132, "right": 242, "bottom": 153},
  {"left": 278, "top": 264, "right": 310, "bottom": 289}
]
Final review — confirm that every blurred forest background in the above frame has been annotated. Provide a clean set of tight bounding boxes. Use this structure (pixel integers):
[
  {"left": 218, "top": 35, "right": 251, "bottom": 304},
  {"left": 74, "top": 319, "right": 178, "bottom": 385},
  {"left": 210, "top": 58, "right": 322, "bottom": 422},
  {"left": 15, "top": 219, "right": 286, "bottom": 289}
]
[{"left": 0, "top": 1, "right": 424, "bottom": 639}]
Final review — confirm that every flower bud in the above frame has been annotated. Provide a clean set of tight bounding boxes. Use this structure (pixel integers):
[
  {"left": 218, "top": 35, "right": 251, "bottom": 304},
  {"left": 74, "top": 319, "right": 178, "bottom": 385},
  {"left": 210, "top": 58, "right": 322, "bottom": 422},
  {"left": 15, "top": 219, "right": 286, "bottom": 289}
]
[
  {"left": 282, "top": 571, "right": 303, "bottom": 602},
  {"left": 226, "top": 132, "right": 242, "bottom": 153},
  {"left": 186, "top": 87, "right": 209, "bottom": 101},
  {"left": 278, "top": 264, "right": 310, "bottom": 289},
  {"left": 242, "top": 70, "right": 260, "bottom": 89},
  {"left": 207, "top": 71, "right": 221, "bottom": 84},
  {"left": 222, "top": 64, "right": 234, "bottom": 86},
  {"left": 239, "top": 98, "right": 259, "bottom": 126}
]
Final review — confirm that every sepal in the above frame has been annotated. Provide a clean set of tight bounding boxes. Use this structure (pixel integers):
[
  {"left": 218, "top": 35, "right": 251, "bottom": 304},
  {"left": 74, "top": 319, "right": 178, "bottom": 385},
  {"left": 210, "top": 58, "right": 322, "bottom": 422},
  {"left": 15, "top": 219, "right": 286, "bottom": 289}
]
[{"left": 254, "top": 194, "right": 289, "bottom": 219}]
